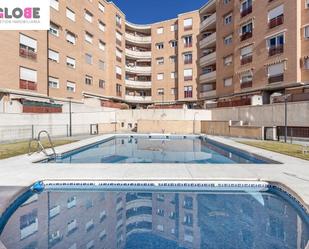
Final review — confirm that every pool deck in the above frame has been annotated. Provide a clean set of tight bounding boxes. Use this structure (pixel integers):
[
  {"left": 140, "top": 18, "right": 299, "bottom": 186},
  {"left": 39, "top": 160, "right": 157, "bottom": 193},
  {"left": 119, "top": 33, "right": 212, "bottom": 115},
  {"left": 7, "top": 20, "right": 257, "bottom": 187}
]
[{"left": 0, "top": 134, "right": 308, "bottom": 213}]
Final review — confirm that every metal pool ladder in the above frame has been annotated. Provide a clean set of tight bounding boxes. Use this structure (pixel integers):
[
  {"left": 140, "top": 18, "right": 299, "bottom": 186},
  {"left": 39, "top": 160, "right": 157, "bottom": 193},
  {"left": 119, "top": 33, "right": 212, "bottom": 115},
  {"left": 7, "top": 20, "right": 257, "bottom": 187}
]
[{"left": 28, "top": 130, "right": 56, "bottom": 158}]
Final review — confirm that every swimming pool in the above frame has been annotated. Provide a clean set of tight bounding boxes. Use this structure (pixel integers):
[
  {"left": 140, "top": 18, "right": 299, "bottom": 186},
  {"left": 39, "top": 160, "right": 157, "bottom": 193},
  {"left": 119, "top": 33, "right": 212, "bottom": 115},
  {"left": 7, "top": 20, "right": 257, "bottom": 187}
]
[
  {"left": 0, "top": 183, "right": 308, "bottom": 249},
  {"left": 45, "top": 135, "right": 276, "bottom": 164}
]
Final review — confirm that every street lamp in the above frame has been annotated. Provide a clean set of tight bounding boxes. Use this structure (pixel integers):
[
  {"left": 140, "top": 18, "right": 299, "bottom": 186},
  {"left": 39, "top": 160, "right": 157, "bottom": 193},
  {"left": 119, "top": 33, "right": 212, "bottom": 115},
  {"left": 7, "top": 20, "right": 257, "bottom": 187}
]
[
  {"left": 67, "top": 97, "right": 73, "bottom": 137},
  {"left": 283, "top": 94, "right": 291, "bottom": 143}
]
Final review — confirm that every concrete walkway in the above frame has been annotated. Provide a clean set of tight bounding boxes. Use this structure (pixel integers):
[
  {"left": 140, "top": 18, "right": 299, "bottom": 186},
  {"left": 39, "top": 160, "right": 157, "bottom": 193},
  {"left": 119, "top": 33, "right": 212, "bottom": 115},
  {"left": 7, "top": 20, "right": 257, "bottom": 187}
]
[{"left": 0, "top": 134, "right": 308, "bottom": 212}]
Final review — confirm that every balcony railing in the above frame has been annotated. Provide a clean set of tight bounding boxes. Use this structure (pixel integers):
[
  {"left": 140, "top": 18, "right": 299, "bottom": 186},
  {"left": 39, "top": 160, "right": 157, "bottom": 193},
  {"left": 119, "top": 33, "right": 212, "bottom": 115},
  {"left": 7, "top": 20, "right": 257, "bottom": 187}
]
[
  {"left": 241, "top": 81, "right": 253, "bottom": 89},
  {"left": 184, "top": 25, "right": 193, "bottom": 31},
  {"left": 200, "top": 51, "right": 216, "bottom": 66},
  {"left": 269, "top": 45, "right": 284, "bottom": 56},
  {"left": 240, "top": 32, "right": 252, "bottom": 41},
  {"left": 200, "top": 90, "right": 216, "bottom": 98},
  {"left": 184, "top": 76, "right": 193, "bottom": 81},
  {"left": 116, "top": 39, "right": 122, "bottom": 47},
  {"left": 20, "top": 80, "right": 37, "bottom": 91},
  {"left": 116, "top": 91, "right": 122, "bottom": 97},
  {"left": 125, "top": 49, "right": 151, "bottom": 59},
  {"left": 268, "top": 74, "right": 284, "bottom": 84},
  {"left": 125, "top": 95, "right": 152, "bottom": 102},
  {"left": 19, "top": 48, "right": 37, "bottom": 60},
  {"left": 200, "top": 71, "right": 216, "bottom": 83},
  {"left": 184, "top": 58, "right": 193, "bottom": 64},
  {"left": 269, "top": 15, "right": 284, "bottom": 29},
  {"left": 116, "top": 74, "right": 122, "bottom": 80},
  {"left": 125, "top": 65, "right": 151, "bottom": 74},
  {"left": 241, "top": 55, "right": 253, "bottom": 65},
  {"left": 200, "top": 32, "right": 216, "bottom": 48},
  {"left": 184, "top": 91, "right": 193, "bottom": 98},
  {"left": 241, "top": 6, "right": 252, "bottom": 18},
  {"left": 125, "top": 79, "right": 151, "bottom": 88},
  {"left": 184, "top": 42, "right": 193, "bottom": 48},
  {"left": 125, "top": 33, "right": 151, "bottom": 43},
  {"left": 200, "top": 13, "right": 216, "bottom": 31}
]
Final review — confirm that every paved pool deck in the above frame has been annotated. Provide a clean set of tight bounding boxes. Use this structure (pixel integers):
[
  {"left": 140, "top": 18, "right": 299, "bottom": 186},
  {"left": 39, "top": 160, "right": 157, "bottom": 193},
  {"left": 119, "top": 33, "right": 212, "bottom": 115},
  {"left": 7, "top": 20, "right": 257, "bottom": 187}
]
[{"left": 0, "top": 134, "right": 308, "bottom": 213}]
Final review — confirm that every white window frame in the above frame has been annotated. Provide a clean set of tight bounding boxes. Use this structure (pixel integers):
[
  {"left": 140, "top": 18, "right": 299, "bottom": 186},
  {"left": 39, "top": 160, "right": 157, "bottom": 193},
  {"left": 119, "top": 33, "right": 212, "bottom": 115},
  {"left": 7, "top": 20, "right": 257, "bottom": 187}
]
[
  {"left": 99, "top": 40, "right": 105, "bottom": 51},
  {"left": 66, "top": 31, "right": 76, "bottom": 45},
  {"left": 224, "top": 13, "right": 232, "bottom": 25},
  {"left": 85, "top": 32, "right": 93, "bottom": 44},
  {"left": 48, "top": 76, "right": 60, "bottom": 89},
  {"left": 49, "top": 23, "right": 59, "bottom": 37},
  {"left": 84, "top": 10, "right": 93, "bottom": 23},
  {"left": 157, "top": 27, "right": 164, "bottom": 34},
  {"left": 66, "top": 8, "right": 76, "bottom": 22},
  {"left": 50, "top": 0, "right": 59, "bottom": 11},
  {"left": 20, "top": 67, "right": 37, "bottom": 82},
  {"left": 304, "top": 25, "right": 309, "bottom": 39},
  {"left": 66, "top": 57, "right": 76, "bottom": 69},
  {"left": 67, "top": 81, "right": 76, "bottom": 92},
  {"left": 157, "top": 73, "right": 164, "bottom": 80},
  {"left": 20, "top": 34, "right": 37, "bottom": 52},
  {"left": 98, "top": 2, "right": 105, "bottom": 12},
  {"left": 48, "top": 49, "right": 59, "bottom": 63}
]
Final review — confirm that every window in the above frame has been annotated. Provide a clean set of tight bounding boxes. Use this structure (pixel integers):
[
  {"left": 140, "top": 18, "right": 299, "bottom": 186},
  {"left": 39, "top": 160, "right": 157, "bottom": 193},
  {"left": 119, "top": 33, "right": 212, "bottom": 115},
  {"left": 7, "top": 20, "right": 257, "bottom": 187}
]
[
  {"left": 240, "top": 22, "right": 253, "bottom": 41},
  {"left": 67, "top": 81, "right": 76, "bottom": 92},
  {"left": 171, "top": 88, "right": 176, "bottom": 95},
  {"left": 183, "top": 35, "right": 192, "bottom": 48},
  {"left": 224, "top": 77, "right": 233, "bottom": 87},
  {"left": 20, "top": 210, "right": 38, "bottom": 239},
  {"left": 116, "top": 31, "right": 122, "bottom": 46},
  {"left": 224, "top": 0, "right": 231, "bottom": 4},
  {"left": 240, "top": 72, "right": 253, "bottom": 86},
  {"left": 20, "top": 67, "right": 37, "bottom": 90},
  {"left": 99, "top": 60, "right": 105, "bottom": 70},
  {"left": 304, "top": 57, "right": 309, "bottom": 69},
  {"left": 66, "top": 57, "right": 76, "bottom": 68},
  {"left": 157, "top": 73, "right": 164, "bottom": 80},
  {"left": 157, "top": 88, "right": 164, "bottom": 95},
  {"left": 171, "top": 72, "right": 176, "bottom": 79},
  {"left": 99, "top": 40, "right": 106, "bottom": 51},
  {"left": 85, "top": 32, "right": 93, "bottom": 44},
  {"left": 184, "top": 86, "right": 193, "bottom": 98},
  {"left": 240, "top": 45, "right": 253, "bottom": 65},
  {"left": 240, "top": 0, "right": 252, "bottom": 17},
  {"left": 85, "top": 53, "right": 93, "bottom": 64},
  {"left": 49, "top": 77, "right": 59, "bottom": 89},
  {"left": 99, "top": 21, "right": 105, "bottom": 32},
  {"left": 157, "top": 27, "right": 164, "bottom": 34},
  {"left": 66, "top": 31, "right": 76, "bottom": 45},
  {"left": 183, "top": 213, "right": 193, "bottom": 226},
  {"left": 170, "top": 40, "right": 178, "bottom": 48},
  {"left": 116, "top": 49, "right": 122, "bottom": 61},
  {"left": 268, "top": 5, "right": 284, "bottom": 28},
  {"left": 84, "top": 10, "right": 93, "bottom": 23},
  {"left": 99, "top": 79, "right": 105, "bottom": 88},
  {"left": 98, "top": 2, "right": 105, "bottom": 12},
  {"left": 304, "top": 26, "right": 309, "bottom": 39},
  {"left": 170, "top": 56, "right": 177, "bottom": 63},
  {"left": 19, "top": 34, "right": 37, "bottom": 59},
  {"left": 171, "top": 24, "right": 178, "bottom": 32},
  {"left": 85, "top": 75, "right": 93, "bottom": 85},
  {"left": 184, "top": 69, "right": 193, "bottom": 81},
  {"left": 267, "top": 33, "right": 284, "bottom": 56},
  {"left": 184, "top": 18, "right": 193, "bottom": 30},
  {"left": 306, "top": 0, "right": 309, "bottom": 8},
  {"left": 156, "top": 43, "right": 164, "bottom": 50},
  {"left": 156, "top": 57, "right": 164, "bottom": 65},
  {"left": 224, "top": 55, "right": 233, "bottom": 66},
  {"left": 116, "top": 66, "right": 122, "bottom": 79},
  {"left": 49, "top": 22, "right": 59, "bottom": 36},
  {"left": 116, "top": 84, "right": 122, "bottom": 96},
  {"left": 67, "top": 219, "right": 77, "bottom": 234},
  {"left": 66, "top": 8, "right": 75, "bottom": 22},
  {"left": 183, "top": 53, "right": 193, "bottom": 64},
  {"left": 224, "top": 13, "right": 232, "bottom": 25},
  {"left": 48, "top": 49, "right": 59, "bottom": 63},
  {"left": 50, "top": 0, "right": 59, "bottom": 10},
  {"left": 116, "top": 14, "right": 122, "bottom": 27},
  {"left": 224, "top": 35, "right": 233, "bottom": 45},
  {"left": 268, "top": 62, "right": 284, "bottom": 83}
]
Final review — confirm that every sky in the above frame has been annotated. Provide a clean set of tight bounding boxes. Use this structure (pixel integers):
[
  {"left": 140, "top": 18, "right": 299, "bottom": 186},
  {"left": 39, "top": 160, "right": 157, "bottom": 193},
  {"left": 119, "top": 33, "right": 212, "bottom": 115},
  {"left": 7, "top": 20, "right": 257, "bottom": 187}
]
[{"left": 109, "top": 0, "right": 209, "bottom": 24}]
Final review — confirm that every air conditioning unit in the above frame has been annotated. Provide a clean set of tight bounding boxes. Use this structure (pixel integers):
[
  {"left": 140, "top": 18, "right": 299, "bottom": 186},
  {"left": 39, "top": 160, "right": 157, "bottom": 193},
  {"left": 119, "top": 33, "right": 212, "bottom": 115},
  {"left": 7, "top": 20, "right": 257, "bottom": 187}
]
[{"left": 251, "top": 95, "right": 263, "bottom": 106}]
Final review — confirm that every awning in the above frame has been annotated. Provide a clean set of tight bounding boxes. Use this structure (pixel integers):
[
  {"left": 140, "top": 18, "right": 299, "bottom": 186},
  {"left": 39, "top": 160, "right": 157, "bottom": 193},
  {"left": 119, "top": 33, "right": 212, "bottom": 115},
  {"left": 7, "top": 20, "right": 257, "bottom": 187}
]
[
  {"left": 237, "top": 42, "right": 255, "bottom": 50},
  {"left": 236, "top": 67, "right": 254, "bottom": 75},
  {"left": 264, "top": 58, "right": 287, "bottom": 67}
]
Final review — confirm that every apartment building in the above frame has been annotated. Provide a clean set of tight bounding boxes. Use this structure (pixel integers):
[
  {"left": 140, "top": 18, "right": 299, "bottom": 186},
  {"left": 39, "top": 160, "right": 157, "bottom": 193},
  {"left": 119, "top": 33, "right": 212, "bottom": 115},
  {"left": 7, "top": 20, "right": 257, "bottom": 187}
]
[{"left": 0, "top": 0, "right": 308, "bottom": 113}]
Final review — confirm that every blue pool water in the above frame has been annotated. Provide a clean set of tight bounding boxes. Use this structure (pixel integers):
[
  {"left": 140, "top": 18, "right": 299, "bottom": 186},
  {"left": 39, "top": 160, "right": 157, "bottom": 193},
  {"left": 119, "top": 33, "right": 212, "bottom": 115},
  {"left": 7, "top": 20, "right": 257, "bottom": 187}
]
[
  {"left": 0, "top": 188, "right": 308, "bottom": 249},
  {"left": 47, "top": 136, "right": 275, "bottom": 164}
]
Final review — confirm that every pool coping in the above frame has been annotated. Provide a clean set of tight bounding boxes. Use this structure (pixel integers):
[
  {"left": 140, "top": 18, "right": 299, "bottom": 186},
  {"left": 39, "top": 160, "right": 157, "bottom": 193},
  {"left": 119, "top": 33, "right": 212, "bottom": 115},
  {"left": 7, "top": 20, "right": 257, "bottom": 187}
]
[{"left": 0, "top": 133, "right": 308, "bottom": 214}]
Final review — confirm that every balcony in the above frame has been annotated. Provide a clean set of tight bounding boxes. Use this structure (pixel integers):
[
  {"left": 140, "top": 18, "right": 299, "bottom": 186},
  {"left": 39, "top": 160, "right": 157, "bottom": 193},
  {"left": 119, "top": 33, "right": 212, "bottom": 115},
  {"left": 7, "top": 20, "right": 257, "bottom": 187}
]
[
  {"left": 269, "top": 45, "right": 284, "bottom": 56},
  {"left": 241, "top": 6, "right": 252, "bottom": 18},
  {"left": 125, "top": 49, "right": 151, "bottom": 59},
  {"left": 125, "top": 79, "right": 151, "bottom": 89},
  {"left": 240, "top": 32, "right": 252, "bottom": 42},
  {"left": 241, "top": 55, "right": 253, "bottom": 65},
  {"left": 200, "top": 32, "right": 216, "bottom": 48},
  {"left": 20, "top": 80, "right": 37, "bottom": 91},
  {"left": 200, "top": 90, "right": 216, "bottom": 98},
  {"left": 268, "top": 74, "right": 284, "bottom": 84},
  {"left": 200, "top": 13, "right": 216, "bottom": 31},
  {"left": 200, "top": 71, "right": 216, "bottom": 83},
  {"left": 125, "top": 65, "right": 151, "bottom": 74},
  {"left": 19, "top": 47, "right": 37, "bottom": 60},
  {"left": 200, "top": 51, "right": 216, "bottom": 67},
  {"left": 125, "top": 33, "right": 151, "bottom": 44},
  {"left": 269, "top": 15, "right": 284, "bottom": 29},
  {"left": 241, "top": 81, "right": 253, "bottom": 89},
  {"left": 125, "top": 95, "right": 152, "bottom": 102}
]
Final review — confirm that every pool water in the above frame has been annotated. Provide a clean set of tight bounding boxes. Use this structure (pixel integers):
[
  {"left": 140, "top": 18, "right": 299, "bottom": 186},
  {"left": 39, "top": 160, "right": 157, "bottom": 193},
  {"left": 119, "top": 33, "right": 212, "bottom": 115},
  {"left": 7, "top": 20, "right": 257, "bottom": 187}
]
[
  {"left": 47, "top": 136, "right": 274, "bottom": 164},
  {"left": 0, "top": 189, "right": 308, "bottom": 249}
]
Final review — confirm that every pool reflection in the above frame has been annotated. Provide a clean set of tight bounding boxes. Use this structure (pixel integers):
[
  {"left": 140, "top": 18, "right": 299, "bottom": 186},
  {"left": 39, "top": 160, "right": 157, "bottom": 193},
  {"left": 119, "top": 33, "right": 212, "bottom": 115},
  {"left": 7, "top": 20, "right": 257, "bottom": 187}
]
[{"left": 0, "top": 190, "right": 308, "bottom": 249}]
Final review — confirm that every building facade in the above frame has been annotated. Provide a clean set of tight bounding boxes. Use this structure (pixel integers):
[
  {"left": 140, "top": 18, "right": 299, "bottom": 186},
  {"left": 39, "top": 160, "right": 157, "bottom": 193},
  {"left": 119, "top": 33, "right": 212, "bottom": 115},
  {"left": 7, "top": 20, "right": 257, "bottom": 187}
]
[{"left": 0, "top": 0, "right": 308, "bottom": 112}]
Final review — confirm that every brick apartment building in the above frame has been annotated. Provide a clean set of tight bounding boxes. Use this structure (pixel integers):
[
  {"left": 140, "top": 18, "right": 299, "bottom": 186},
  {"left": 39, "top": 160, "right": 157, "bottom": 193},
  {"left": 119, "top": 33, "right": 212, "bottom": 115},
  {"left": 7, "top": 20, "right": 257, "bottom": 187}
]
[{"left": 0, "top": 0, "right": 308, "bottom": 112}]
